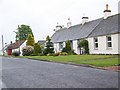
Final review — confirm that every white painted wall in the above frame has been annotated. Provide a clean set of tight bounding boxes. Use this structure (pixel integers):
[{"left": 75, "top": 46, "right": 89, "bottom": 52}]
[
  {"left": 73, "top": 40, "right": 80, "bottom": 54},
  {"left": 53, "top": 42, "right": 66, "bottom": 53},
  {"left": 53, "top": 43, "right": 60, "bottom": 53},
  {"left": 88, "top": 34, "right": 119, "bottom": 54},
  {"left": 12, "top": 41, "right": 26, "bottom": 56}
]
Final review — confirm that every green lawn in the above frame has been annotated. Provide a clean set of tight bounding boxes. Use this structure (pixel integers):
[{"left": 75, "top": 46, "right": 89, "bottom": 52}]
[{"left": 20, "top": 55, "right": 119, "bottom": 67}]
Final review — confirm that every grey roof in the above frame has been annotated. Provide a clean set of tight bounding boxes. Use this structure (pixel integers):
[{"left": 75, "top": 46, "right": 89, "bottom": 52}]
[
  {"left": 51, "top": 14, "right": 119, "bottom": 43},
  {"left": 51, "top": 18, "right": 103, "bottom": 43},
  {"left": 89, "top": 14, "right": 120, "bottom": 37},
  {"left": 38, "top": 40, "right": 46, "bottom": 45}
]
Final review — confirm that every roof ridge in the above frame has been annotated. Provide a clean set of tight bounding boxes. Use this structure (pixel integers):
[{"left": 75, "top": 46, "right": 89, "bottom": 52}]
[{"left": 87, "top": 18, "right": 103, "bottom": 38}]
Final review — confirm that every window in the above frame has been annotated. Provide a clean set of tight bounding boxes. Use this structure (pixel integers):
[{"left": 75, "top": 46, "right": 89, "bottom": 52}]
[
  {"left": 59, "top": 42, "right": 63, "bottom": 51},
  {"left": 106, "top": 36, "right": 112, "bottom": 48},
  {"left": 94, "top": 37, "right": 98, "bottom": 49}
]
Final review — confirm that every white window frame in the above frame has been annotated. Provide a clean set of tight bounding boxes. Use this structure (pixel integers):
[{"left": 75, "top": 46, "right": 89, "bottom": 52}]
[
  {"left": 59, "top": 42, "right": 63, "bottom": 51},
  {"left": 106, "top": 35, "right": 112, "bottom": 49},
  {"left": 94, "top": 37, "right": 98, "bottom": 50}
]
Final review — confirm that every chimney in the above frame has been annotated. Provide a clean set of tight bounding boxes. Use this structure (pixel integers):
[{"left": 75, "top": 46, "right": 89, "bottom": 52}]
[
  {"left": 55, "top": 22, "right": 62, "bottom": 31},
  {"left": 82, "top": 16, "right": 89, "bottom": 25},
  {"left": 10, "top": 41, "right": 12, "bottom": 44},
  {"left": 104, "top": 4, "right": 111, "bottom": 19},
  {"left": 67, "top": 18, "right": 72, "bottom": 28}
]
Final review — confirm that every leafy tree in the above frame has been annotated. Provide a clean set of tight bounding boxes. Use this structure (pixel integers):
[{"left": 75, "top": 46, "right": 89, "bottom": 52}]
[
  {"left": 15, "top": 25, "right": 34, "bottom": 41},
  {"left": 43, "top": 35, "right": 54, "bottom": 55},
  {"left": 80, "top": 39, "right": 89, "bottom": 54},
  {"left": 34, "top": 43, "right": 41, "bottom": 55},
  {"left": 26, "top": 34, "right": 35, "bottom": 47}
]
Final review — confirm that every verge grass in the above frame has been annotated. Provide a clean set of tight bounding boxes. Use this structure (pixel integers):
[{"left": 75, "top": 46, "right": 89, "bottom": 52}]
[{"left": 20, "top": 55, "right": 119, "bottom": 67}]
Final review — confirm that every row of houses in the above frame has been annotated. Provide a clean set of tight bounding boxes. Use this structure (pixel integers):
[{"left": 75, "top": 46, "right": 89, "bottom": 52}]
[
  {"left": 2, "top": 4, "right": 120, "bottom": 55},
  {"left": 51, "top": 4, "right": 120, "bottom": 55}
]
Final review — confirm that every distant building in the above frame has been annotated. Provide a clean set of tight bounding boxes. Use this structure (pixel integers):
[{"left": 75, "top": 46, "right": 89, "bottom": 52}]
[
  {"left": 38, "top": 40, "right": 46, "bottom": 46},
  {"left": 6, "top": 40, "right": 26, "bottom": 55},
  {"left": 51, "top": 4, "right": 120, "bottom": 54}
]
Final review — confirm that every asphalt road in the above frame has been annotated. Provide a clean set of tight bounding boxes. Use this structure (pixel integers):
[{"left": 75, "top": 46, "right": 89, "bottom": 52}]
[{"left": 0, "top": 56, "right": 119, "bottom": 88}]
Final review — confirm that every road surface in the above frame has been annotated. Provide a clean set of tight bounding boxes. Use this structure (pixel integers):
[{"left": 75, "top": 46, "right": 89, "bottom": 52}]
[{"left": 0, "top": 56, "right": 119, "bottom": 88}]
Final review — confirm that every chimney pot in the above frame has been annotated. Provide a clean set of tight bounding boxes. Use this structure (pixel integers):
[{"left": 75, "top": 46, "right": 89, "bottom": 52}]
[
  {"left": 104, "top": 4, "right": 111, "bottom": 19},
  {"left": 82, "top": 16, "right": 89, "bottom": 24},
  {"left": 67, "top": 18, "right": 72, "bottom": 28}
]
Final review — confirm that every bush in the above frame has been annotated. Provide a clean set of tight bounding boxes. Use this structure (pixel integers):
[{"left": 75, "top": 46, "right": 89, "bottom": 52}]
[
  {"left": 43, "top": 48, "right": 54, "bottom": 55},
  {"left": 59, "top": 52, "right": 68, "bottom": 56},
  {"left": 12, "top": 51, "right": 20, "bottom": 56},
  {"left": 34, "top": 43, "right": 41, "bottom": 55},
  {"left": 22, "top": 46, "right": 34, "bottom": 56},
  {"left": 80, "top": 39, "right": 89, "bottom": 54},
  {"left": 53, "top": 52, "right": 60, "bottom": 56}
]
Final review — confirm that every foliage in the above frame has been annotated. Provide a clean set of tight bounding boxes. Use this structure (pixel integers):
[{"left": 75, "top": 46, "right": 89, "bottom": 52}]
[
  {"left": 22, "top": 46, "right": 34, "bottom": 56},
  {"left": 12, "top": 51, "right": 20, "bottom": 56},
  {"left": 34, "top": 43, "right": 41, "bottom": 55},
  {"left": 15, "top": 24, "right": 34, "bottom": 41},
  {"left": 26, "top": 34, "right": 35, "bottom": 46},
  {"left": 59, "top": 52, "right": 68, "bottom": 56},
  {"left": 62, "top": 40, "right": 74, "bottom": 54},
  {"left": 80, "top": 39, "right": 89, "bottom": 54},
  {"left": 43, "top": 35, "right": 54, "bottom": 55},
  {"left": 46, "top": 35, "right": 51, "bottom": 42}
]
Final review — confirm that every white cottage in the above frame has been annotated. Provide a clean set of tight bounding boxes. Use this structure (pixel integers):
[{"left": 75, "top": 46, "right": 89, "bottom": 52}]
[
  {"left": 6, "top": 40, "right": 26, "bottom": 56},
  {"left": 51, "top": 4, "right": 120, "bottom": 55}
]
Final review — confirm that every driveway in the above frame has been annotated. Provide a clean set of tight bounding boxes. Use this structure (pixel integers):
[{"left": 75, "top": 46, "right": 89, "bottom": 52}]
[{"left": 0, "top": 56, "right": 119, "bottom": 88}]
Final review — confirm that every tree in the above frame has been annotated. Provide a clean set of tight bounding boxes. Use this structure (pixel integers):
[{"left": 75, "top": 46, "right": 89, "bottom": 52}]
[
  {"left": 62, "top": 40, "right": 72, "bottom": 53},
  {"left": 43, "top": 35, "right": 54, "bottom": 55},
  {"left": 46, "top": 35, "right": 51, "bottom": 42},
  {"left": 26, "top": 34, "right": 35, "bottom": 47},
  {"left": 34, "top": 43, "right": 41, "bottom": 55},
  {"left": 15, "top": 24, "right": 34, "bottom": 41},
  {"left": 80, "top": 39, "right": 89, "bottom": 54}
]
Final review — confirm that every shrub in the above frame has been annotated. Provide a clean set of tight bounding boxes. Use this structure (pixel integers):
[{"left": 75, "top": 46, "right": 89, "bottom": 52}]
[
  {"left": 22, "top": 46, "right": 34, "bottom": 56},
  {"left": 59, "top": 52, "right": 68, "bottom": 56},
  {"left": 12, "top": 51, "right": 20, "bottom": 56},
  {"left": 34, "top": 43, "right": 41, "bottom": 55},
  {"left": 43, "top": 48, "right": 54, "bottom": 55},
  {"left": 53, "top": 52, "right": 60, "bottom": 56},
  {"left": 80, "top": 39, "right": 89, "bottom": 54}
]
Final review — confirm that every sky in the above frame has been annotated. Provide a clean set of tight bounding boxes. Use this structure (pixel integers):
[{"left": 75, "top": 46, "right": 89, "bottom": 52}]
[{"left": 0, "top": 0, "right": 119, "bottom": 50}]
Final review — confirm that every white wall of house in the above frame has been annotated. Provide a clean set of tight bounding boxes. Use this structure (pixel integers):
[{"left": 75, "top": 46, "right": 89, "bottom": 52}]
[
  {"left": 53, "top": 43, "right": 60, "bottom": 53},
  {"left": 20, "top": 41, "right": 26, "bottom": 56},
  {"left": 12, "top": 41, "right": 26, "bottom": 56},
  {"left": 73, "top": 40, "right": 80, "bottom": 54},
  {"left": 88, "top": 34, "right": 119, "bottom": 54},
  {"left": 53, "top": 42, "right": 66, "bottom": 53}
]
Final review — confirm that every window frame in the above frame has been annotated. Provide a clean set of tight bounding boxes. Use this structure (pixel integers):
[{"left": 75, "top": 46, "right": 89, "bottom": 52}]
[
  {"left": 106, "top": 35, "right": 112, "bottom": 49},
  {"left": 59, "top": 42, "right": 63, "bottom": 51},
  {"left": 94, "top": 37, "right": 98, "bottom": 50}
]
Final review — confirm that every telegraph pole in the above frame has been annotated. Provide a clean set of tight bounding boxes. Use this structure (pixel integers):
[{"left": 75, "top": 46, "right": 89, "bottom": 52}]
[{"left": 2, "top": 35, "right": 5, "bottom": 56}]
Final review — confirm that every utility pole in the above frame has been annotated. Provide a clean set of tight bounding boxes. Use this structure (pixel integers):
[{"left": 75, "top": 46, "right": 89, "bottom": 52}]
[{"left": 2, "top": 35, "right": 5, "bottom": 56}]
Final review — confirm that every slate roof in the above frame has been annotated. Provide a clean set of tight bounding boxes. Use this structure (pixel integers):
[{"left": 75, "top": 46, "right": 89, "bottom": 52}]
[
  {"left": 51, "top": 18, "right": 103, "bottom": 43},
  {"left": 89, "top": 14, "right": 120, "bottom": 37},
  {"left": 38, "top": 40, "right": 46, "bottom": 45},
  {"left": 51, "top": 14, "right": 119, "bottom": 43},
  {"left": 7, "top": 40, "right": 25, "bottom": 49}
]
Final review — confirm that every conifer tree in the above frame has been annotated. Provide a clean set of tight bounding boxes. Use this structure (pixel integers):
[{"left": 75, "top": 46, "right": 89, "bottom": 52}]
[{"left": 26, "top": 34, "right": 35, "bottom": 47}]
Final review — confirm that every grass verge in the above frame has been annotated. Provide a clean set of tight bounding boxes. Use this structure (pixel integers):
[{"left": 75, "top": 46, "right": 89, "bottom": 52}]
[{"left": 19, "top": 55, "right": 119, "bottom": 67}]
